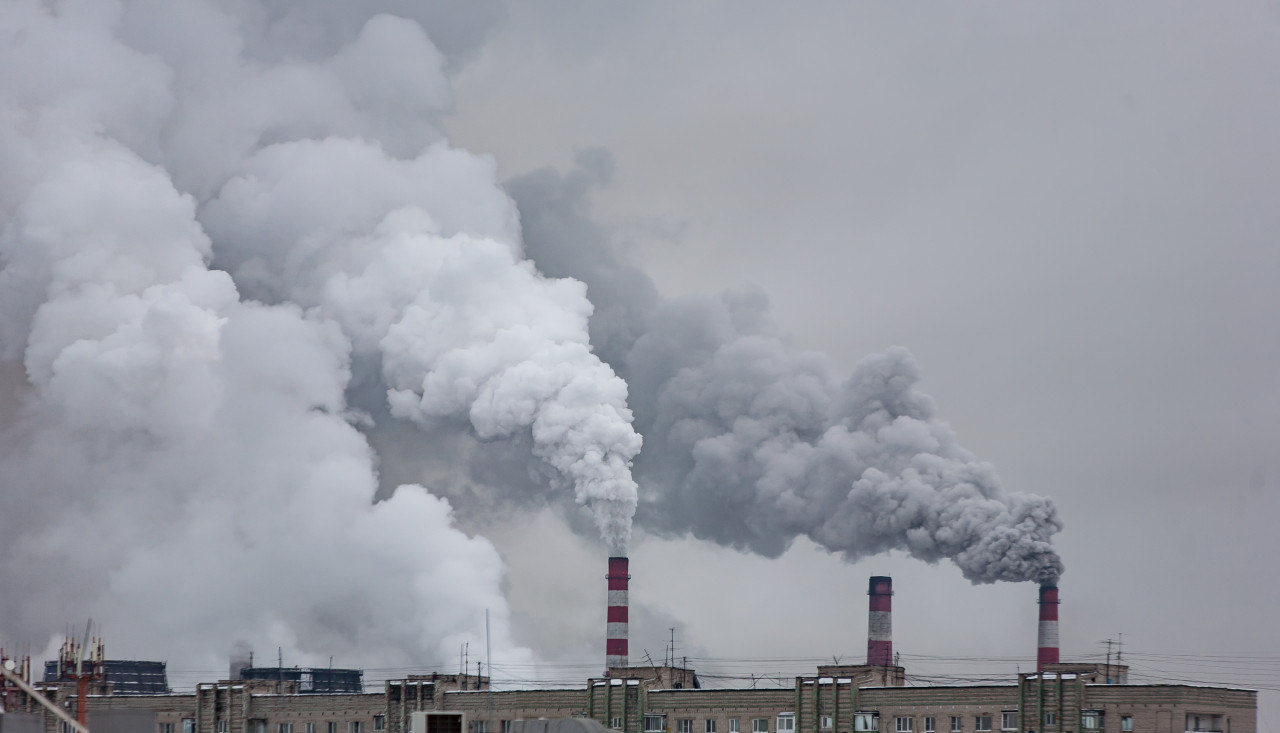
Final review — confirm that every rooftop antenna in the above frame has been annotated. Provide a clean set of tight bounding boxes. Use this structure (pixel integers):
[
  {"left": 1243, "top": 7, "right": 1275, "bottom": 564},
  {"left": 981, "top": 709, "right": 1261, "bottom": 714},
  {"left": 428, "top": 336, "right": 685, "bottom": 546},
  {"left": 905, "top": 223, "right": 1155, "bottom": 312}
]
[{"left": 76, "top": 619, "right": 91, "bottom": 677}]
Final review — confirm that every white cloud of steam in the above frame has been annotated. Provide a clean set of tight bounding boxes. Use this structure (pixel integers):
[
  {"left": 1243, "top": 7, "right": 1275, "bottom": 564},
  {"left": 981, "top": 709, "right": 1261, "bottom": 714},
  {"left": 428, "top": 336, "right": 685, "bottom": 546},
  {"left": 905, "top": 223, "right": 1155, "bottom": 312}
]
[
  {"left": 0, "top": 0, "right": 636, "bottom": 670},
  {"left": 0, "top": 0, "right": 1064, "bottom": 681}
]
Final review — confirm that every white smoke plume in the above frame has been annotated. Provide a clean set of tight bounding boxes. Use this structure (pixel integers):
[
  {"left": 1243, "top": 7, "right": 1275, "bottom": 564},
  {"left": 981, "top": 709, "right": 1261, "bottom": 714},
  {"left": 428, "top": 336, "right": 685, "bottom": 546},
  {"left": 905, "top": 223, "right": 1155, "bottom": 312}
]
[
  {"left": 0, "top": 0, "right": 639, "bottom": 671},
  {"left": 0, "top": 0, "right": 1062, "bottom": 679},
  {"left": 507, "top": 156, "right": 1064, "bottom": 585}
]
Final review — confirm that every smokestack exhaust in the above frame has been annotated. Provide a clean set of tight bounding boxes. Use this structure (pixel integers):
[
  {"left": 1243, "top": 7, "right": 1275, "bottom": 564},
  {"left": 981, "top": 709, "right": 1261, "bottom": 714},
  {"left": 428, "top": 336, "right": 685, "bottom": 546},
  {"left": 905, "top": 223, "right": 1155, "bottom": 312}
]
[
  {"left": 867, "top": 575, "right": 893, "bottom": 667},
  {"left": 1037, "top": 584, "right": 1060, "bottom": 671},
  {"left": 606, "top": 556, "right": 629, "bottom": 670}
]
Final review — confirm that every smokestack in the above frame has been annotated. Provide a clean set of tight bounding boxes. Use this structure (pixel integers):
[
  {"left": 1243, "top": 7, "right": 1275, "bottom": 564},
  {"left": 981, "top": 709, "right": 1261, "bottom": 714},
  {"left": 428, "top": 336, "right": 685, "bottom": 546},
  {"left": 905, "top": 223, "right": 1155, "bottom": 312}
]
[
  {"left": 867, "top": 575, "right": 893, "bottom": 667},
  {"left": 606, "top": 556, "right": 629, "bottom": 670},
  {"left": 1037, "top": 584, "right": 1060, "bottom": 671}
]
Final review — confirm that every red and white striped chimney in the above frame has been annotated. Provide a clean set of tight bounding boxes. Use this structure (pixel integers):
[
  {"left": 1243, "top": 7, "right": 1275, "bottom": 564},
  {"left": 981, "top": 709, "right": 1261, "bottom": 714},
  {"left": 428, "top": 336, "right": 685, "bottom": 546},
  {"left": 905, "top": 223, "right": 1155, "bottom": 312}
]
[
  {"left": 867, "top": 575, "right": 893, "bottom": 667},
  {"left": 606, "top": 556, "right": 629, "bottom": 670},
  {"left": 1037, "top": 584, "right": 1060, "bottom": 672}
]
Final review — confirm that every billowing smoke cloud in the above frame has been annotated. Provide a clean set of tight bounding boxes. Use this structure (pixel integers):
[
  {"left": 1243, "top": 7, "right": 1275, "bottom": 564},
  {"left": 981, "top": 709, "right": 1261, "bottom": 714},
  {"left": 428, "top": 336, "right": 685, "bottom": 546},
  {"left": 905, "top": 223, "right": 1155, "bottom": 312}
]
[
  {"left": 507, "top": 154, "right": 1064, "bottom": 585},
  {"left": 0, "top": 0, "right": 639, "bottom": 670},
  {"left": 0, "top": 0, "right": 1060, "bottom": 680}
]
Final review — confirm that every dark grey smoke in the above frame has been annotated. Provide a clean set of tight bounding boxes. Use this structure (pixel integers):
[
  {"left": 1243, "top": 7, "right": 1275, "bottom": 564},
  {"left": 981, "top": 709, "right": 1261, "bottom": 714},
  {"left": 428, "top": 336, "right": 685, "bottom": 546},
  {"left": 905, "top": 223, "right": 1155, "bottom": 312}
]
[{"left": 508, "top": 152, "right": 1064, "bottom": 585}]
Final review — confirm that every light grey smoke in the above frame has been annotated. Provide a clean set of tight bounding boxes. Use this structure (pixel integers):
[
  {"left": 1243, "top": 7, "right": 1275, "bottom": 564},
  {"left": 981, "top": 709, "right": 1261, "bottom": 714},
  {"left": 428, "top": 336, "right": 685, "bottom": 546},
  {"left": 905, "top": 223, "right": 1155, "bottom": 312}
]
[
  {"left": 0, "top": 0, "right": 637, "bottom": 669},
  {"left": 508, "top": 155, "right": 1064, "bottom": 585}
]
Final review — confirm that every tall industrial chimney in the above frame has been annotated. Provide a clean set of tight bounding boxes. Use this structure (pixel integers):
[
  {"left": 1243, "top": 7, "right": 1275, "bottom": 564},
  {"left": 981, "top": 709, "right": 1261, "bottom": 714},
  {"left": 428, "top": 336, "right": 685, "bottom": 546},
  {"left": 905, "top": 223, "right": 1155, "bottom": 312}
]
[
  {"left": 867, "top": 575, "right": 893, "bottom": 667},
  {"left": 1037, "top": 584, "right": 1060, "bottom": 671},
  {"left": 605, "top": 556, "right": 629, "bottom": 670}
]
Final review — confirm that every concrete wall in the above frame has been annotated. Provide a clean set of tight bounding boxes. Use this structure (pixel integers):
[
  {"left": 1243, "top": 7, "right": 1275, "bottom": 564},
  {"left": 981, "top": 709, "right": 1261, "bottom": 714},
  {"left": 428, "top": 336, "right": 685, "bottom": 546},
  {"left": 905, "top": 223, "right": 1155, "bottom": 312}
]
[
  {"left": 89, "top": 709, "right": 159, "bottom": 733},
  {"left": 0, "top": 713, "right": 43, "bottom": 733}
]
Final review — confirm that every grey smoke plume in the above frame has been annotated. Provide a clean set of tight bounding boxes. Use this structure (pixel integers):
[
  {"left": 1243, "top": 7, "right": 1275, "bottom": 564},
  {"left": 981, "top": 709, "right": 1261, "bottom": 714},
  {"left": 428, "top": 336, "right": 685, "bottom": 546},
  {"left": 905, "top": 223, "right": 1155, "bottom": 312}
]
[
  {"left": 508, "top": 155, "right": 1064, "bottom": 585},
  {"left": 0, "top": 0, "right": 638, "bottom": 669}
]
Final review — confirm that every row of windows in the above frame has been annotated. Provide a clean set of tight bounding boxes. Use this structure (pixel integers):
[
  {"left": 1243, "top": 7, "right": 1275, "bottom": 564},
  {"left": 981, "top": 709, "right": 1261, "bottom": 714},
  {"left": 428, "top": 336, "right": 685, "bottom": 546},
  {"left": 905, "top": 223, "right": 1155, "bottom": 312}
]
[
  {"left": 672, "top": 720, "right": 777, "bottom": 733},
  {"left": 168, "top": 710, "right": 1165, "bottom": 733},
  {"left": 164, "top": 719, "right": 385, "bottom": 733},
  {"left": 274, "top": 721, "right": 382, "bottom": 733},
  {"left": 854, "top": 715, "right": 1011, "bottom": 733},
  {"left": 645, "top": 718, "right": 774, "bottom": 733}
]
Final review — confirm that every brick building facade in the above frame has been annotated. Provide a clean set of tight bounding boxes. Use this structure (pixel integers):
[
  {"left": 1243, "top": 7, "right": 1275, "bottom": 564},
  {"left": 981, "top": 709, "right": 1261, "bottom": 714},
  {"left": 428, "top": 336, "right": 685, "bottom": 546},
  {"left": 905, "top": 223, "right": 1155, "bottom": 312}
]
[{"left": 4, "top": 663, "right": 1253, "bottom": 733}]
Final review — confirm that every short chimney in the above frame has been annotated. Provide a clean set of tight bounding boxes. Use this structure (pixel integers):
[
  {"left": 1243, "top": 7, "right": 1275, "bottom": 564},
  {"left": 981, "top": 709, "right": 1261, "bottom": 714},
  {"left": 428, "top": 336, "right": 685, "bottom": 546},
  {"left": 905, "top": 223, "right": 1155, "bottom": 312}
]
[
  {"left": 1037, "top": 584, "right": 1060, "bottom": 671},
  {"left": 867, "top": 576, "right": 893, "bottom": 667},
  {"left": 606, "top": 556, "right": 629, "bottom": 670}
]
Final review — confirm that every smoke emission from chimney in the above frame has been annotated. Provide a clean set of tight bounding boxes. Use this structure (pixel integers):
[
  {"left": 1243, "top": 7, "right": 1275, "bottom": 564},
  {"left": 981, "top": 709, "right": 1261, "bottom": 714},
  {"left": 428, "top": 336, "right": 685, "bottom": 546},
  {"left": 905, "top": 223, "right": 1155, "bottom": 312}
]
[
  {"left": 0, "top": 0, "right": 1066, "bottom": 676},
  {"left": 0, "top": 1, "right": 630, "bottom": 668},
  {"left": 508, "top": 158, "right": 1065, "bottom": 586}
]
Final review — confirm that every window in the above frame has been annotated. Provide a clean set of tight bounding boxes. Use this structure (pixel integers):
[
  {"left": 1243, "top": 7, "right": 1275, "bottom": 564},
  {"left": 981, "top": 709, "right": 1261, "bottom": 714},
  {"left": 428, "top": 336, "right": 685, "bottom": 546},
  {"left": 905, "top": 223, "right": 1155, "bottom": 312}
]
[
  {"left": 856, "top": 714, "right": 880, "bottom": 733},
  {"left": 1081, "top": 713, "right": 1103, "bottom": 731},
  {"left": 184, "top": 720, "right": 196, "bottom": 733},
  {"left": 329, "top": 724, "right": 338, "bottom": 733},
  {"left": 821, "top": 718, "right": 833, "bottom": 731},
  {"left": 976, "top": 717, "right": 993, "bottom": 732},
  {"left": 753, "top": 721, "right": 769, "bottom": 733},
  {"left": 375, "top": 718, "right": 386, "bottom": 732},
  {"left": 777, "top": 718, "right": 795, "bottom": 733},
  {"left": 161, "top": 725, "right": 175, "bottom": 733},
  {"left": 503, "top": 723, "right": 513, "bottom": 733},
  {"left": 307, "top": 726, "right": 316, "bottom": 733},
  {"left": 612, "top": 720, "right": 623, "bottom": 731},
  {"left": 1187, "top": 716, "right": 1223, "bottom": 733},
  {"left": 708, "top": 722, "right": 718, "bottom": 733},
  {"left": 1120, "top": 718, "right": 1132, "bottom": 733},
  {"left": 474, "top": 723, "right": 488, "bottom": 733},
  {"left": 897, "top": 719, "right": 914, "bottom": 733},
  {"left": 351, "top": 723, "right": 364, "bottom": 733},
  {"left": 281, "top": 724, "right": 294, "bottom": 733},
  {"left": 645, "top": 717, "right": 666, "bottom": 733},
  {"left": 952, "top": 719, "right": 963, "bottom": 733},
  {"left": 1003, "top": 714, "right": 1019, "bottom": 731},
  {"left": 925, "top": 718, "right": 936, "bottom": 733},
  {"left": 1045, "top": 715, "right": 1057, "bottom": 727},
  {"left": 730, "top": 721, "right": 740, "bottom": 733},
  {"left": 679, "top": 721, "right": 694, "bottom": 733},
  {"left": 250, "top": 721, "right": 267, "bottom": 733},
  {"left": 220, "top": 723, "right": 229, "bottom": 733}
]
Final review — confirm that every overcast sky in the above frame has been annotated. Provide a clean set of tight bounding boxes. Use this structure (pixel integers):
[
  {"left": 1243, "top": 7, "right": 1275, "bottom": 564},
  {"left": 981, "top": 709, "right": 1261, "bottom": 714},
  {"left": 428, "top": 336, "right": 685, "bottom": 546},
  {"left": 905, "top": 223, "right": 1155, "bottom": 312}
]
[
  {"left": 439, "top": 1, "right": 1280, "bottom": 723},
  {"left": 1, "top": 1, "right": 1276, "bottom": 728}
]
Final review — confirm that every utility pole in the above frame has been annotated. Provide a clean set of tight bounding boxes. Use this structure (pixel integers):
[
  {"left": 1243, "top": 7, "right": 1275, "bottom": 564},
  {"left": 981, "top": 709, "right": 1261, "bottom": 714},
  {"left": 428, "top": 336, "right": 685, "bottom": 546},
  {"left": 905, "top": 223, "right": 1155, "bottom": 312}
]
[
  {"left": 487, "top": 609, "right": 494, "bottom": 733},
  {"left": 1116, "top": 633, "right": 1124, "bottom": 682},
  {"left": 1104, "top": 639, "right": 1113, "bottom": 684}
]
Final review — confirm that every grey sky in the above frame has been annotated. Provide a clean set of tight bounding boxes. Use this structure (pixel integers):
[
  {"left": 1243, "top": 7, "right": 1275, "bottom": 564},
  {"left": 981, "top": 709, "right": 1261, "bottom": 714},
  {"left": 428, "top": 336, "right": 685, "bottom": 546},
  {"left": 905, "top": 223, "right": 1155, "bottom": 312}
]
[{"left": 440, "top": 0, "right": 1280, "bottom": 723}]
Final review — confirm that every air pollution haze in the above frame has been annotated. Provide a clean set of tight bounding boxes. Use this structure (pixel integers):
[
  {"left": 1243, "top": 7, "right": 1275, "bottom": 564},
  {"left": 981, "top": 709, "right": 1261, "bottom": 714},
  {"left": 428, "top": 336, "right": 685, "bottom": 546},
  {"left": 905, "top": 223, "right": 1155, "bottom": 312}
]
[{"left": 0, "top": 0, "right": 1060, "bottom": 672}]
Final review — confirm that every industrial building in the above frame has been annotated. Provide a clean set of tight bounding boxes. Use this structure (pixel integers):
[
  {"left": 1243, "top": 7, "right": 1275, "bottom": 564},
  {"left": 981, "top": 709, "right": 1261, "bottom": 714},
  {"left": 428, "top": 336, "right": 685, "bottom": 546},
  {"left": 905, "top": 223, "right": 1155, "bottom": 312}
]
[{"left": 0, "top": 573, "right": 1256, "bottom": 733}]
